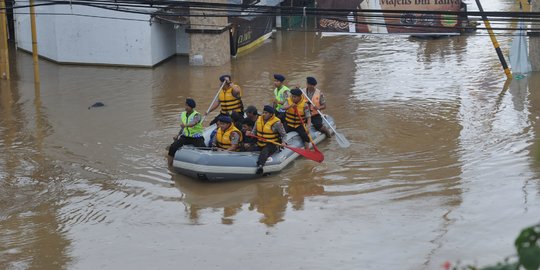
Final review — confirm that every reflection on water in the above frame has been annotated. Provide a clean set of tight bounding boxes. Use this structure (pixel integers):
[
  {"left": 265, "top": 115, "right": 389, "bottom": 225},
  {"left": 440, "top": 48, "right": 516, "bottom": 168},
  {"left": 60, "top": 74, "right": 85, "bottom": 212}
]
[
  {"left": 174, "top": 175, "right": 325, "bottom": 226},
  {"left": 2, "top": 1, "right": 540, "bottom": 268}
]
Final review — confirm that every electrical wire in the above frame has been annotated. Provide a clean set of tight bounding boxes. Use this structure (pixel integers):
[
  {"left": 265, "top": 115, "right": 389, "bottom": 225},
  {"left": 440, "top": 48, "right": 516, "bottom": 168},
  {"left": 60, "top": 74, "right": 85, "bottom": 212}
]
[{"left": 2, "top": 0, "right": 539, "bottom": 35}]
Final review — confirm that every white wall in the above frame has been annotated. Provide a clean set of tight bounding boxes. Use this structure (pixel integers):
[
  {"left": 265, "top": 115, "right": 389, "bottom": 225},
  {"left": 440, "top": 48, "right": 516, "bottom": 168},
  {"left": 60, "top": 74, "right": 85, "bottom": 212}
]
[
  {"left": 175, "top": 26, "right": 190, "bottom": 55},
  {"left": 14, "top": 3, "right": 179, "bottom": 66},
  {"left": 15, "top": 5, "right": 58, "bottom": 61},
  {"left": 150, "top": 19, "right": 176, "bottom": 65}
]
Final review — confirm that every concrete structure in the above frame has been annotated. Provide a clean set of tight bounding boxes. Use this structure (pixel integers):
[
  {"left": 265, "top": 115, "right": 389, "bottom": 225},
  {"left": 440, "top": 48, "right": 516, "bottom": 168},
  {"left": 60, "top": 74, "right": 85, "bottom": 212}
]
[
  {"left": 188, "top": 0, "right": 231, "bottom": 66},
  {"left": 13, "top": 2, "right": 227, "bottom": 67},
  {"left": 0, "top": 0, "right": 9, "bottom": 79},
  {"left": 531, "top": 0, "right": 540, "bottom": 71}
]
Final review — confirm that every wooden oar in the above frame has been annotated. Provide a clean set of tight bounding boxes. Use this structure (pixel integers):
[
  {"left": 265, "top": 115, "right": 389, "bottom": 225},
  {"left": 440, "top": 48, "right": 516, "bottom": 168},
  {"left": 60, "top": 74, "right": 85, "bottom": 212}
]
[
  {"left": 201, "top": 80, "right": 226, "bottom": 124},
  {"left": 248, "top": 134, "right": 324, "bottom": 163},
  {"left": 300, "top": 89, "right": 351, "bottom": 148}
]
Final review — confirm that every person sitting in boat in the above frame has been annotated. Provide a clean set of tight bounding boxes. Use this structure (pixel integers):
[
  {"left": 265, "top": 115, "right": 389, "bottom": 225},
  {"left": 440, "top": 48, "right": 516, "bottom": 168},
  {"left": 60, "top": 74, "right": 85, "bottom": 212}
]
[
  {"left": 231, "top": 111, "right": 244, "bottom": 131},
  {"left": 167, "top": 98, "right": 205, "bottom": 166},
  {"left": 205, "top": 75, "right": 244, "bottom": 125},
  {"left": 212, "top": 115, "right": 243, "bottom": 151},
  {"left": 272, "top": 74, "right": 290, "bottom": 123},
  {"left": 240, "top": 118, "right": 257, "bottom": 151},
  {"left": 246, "top": 105, "right": 287, "bottom": 175},
  {"left": 244, "top": 105, "right": 259, "bottom": 122},
  {"left": 304, "top": 76, "right": 332, "bottom": 138},
  {"left": 282, "top": 88, "right": 311, "bottom": 150}
]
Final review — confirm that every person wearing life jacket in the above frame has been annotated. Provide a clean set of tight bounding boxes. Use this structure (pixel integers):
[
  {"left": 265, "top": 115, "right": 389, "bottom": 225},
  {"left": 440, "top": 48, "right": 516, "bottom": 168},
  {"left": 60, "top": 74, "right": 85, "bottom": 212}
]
[
  {"left": 167, "top": 98, "right": 206, "bottom": 166},
  {"left": 272, "top": 74, "right": 290, "bottom": 123},
  {"left": 246, "top": 105, "right": 287, "bottom": 175},
  {"left": 212, "top": 115, "right": 243, "bottom": 151},
  {"left": 206, "top": 75, "right": 244, "bottom": 125},
  {"left": 304, "top": 76, "right": 332, "bottom": 138},
  {"left": 282, "top": 88, "right": 311, "bottom": 150}
]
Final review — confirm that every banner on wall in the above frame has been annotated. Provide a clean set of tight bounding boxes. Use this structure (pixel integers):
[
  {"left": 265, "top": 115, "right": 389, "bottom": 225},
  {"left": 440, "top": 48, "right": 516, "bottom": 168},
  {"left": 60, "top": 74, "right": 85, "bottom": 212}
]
[{"left": 316, "top": 0, "right": 464, "bottom": 35}]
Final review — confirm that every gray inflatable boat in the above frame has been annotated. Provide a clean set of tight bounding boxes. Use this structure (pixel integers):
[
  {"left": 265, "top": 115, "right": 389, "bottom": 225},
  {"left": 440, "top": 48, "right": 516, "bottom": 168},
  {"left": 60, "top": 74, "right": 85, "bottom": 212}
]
[{"left": 172, "top": 115, "right": 335, "bottom": 181}]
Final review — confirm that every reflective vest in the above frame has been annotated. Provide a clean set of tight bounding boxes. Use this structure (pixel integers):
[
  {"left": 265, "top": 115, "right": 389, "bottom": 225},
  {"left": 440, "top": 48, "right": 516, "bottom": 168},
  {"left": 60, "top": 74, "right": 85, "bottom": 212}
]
[
  {"left": 285, "top": 96, "right": 308, "bottom": 128},
  {"left": 218, "top": 83, "right": 243, "bottom": 114},
  {"left": 181, "top": 110, "right": 203, "bottom": 138},
  {"left": 255, "top": 115, "right": 281, "bottom": 147},
  {"left": 306, "top": 89, "right": 321, "bottom": 116},
  {"left": 274, "top": 85, "right": 290, "bottom": 112},
  {"left": 216, "top": 124, "right": 243, "bottom": 151}
]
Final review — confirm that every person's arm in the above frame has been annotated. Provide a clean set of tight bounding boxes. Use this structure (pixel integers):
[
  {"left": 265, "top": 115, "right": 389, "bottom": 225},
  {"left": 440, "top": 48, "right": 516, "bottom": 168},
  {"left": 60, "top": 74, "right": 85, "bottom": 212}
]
[
  {"left": 317, "top": 92, "right": 327, "bottom": 111},
  {"left": 211, "top": 132, "right": 218, "bottom": 147},
  {"left": 174, "top": 128, "right": 183, "bottom": 140},
  {"left": 246, "top": 125, "right": 257, "bottom": 137},
  {"left": 232, "top": 85, "right": 242, "bottom": 99},
  {"left": 281, "top": 99, "right": 291, "bottom": 110},
  {"left": 227, "top": 132, "right": 241, "bottom": 151},
  {"left": 277, "top": 89, "right": 290, "bottom": 105},
  {"left": 304, "top": 104, "right": 311, "bottom": 130},
  {"left": 273, "top": 122, "right": 287, "bottom": 145},
  {"left": 185, "top": 113, "right": 201, "bottom": 127}
]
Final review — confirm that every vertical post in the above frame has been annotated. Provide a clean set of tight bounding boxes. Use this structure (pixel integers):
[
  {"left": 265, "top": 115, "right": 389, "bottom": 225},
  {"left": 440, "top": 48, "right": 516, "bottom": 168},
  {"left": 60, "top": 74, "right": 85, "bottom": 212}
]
[
  {"left": 474, "top": 0, "right": 512, "bottom": 79},
  {"left": 530, "top": 0, "right": 540, "bottom": 71},
  {"left": 0, "top": 0, "right": 10, "bottom": 80},
  {"left": 30, "top": 0, "right": 40, "bottom": 83},
  {"left": 188, "top": 0, "right": 230, "bottom": 66}
]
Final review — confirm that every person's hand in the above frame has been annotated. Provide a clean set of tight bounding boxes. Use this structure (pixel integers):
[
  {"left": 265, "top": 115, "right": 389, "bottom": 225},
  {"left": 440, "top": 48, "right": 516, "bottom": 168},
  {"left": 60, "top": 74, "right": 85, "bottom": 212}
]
[
  {"left": 180, "top": 123, "right": 185, "bottom": 128},
  {"left": 246, "top": 131, "right": 253, "bottom": 136},
  {"left": 281, "top": 142, "right": 287, "bottom": 147}
]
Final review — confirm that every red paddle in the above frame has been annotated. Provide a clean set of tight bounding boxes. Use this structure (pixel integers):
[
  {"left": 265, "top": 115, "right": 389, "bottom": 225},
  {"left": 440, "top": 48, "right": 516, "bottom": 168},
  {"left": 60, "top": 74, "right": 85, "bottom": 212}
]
[
  {"left": 293, "top": 106, "right": 324, "bottom": 160},
  {"left": 248, "top": 134, "right": 324, "bottom": 163}
]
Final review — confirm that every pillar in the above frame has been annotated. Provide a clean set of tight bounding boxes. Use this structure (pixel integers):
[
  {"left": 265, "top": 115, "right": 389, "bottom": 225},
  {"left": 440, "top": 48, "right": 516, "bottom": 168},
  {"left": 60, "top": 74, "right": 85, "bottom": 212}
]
[
  {"left": 187, "top": 0, "right": 230, "bottom": 66},
  {"left": 530, "top": 0, "right": 540, "bottom": 71},
  {"left": 0, "top": 0, "right": 10, "bottom": 79}
]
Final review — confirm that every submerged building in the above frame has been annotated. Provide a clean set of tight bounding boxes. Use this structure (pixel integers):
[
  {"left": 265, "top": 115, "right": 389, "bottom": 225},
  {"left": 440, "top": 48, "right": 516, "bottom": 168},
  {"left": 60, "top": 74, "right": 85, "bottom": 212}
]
[{"left": 11, "top": 0, "right": 287, "bottom": 67}]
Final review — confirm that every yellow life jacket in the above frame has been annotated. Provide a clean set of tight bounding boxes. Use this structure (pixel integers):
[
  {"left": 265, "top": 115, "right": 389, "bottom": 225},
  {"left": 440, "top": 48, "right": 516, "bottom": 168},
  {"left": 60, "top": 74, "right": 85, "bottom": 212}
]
[
  {"left": 216, "top": 124, "right": 243, "bottom": 151},
  {"left": 285, "top": 96, "right": 308, "bottom": 128},
  {"left": 307, "top": 89, "right": 321, "bottom": 116},
  {"left": 218, "top": 83, "right": 243, "bottom": 114},
  {"left": 255, "top": 115, "right": 281, "bottom": 147}
]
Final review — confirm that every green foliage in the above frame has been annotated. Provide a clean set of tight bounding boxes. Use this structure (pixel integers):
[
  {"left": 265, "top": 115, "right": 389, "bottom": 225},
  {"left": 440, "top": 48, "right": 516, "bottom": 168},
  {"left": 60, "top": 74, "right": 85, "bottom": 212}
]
[
  {"left": 479, "top": 262, "right": 519, "bottom": 270},
  {"left": 514, "top": 224, "right": 540, "bottom": 270},
  {"left": 451, "top": 223, "right": 540, "bottom": 270}
]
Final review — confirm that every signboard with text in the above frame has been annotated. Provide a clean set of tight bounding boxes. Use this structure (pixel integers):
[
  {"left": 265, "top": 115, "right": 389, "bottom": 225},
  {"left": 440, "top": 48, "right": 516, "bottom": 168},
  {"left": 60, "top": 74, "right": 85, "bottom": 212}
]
[{"left": 317, "top": 0, "right": 463, "bottom": 35}]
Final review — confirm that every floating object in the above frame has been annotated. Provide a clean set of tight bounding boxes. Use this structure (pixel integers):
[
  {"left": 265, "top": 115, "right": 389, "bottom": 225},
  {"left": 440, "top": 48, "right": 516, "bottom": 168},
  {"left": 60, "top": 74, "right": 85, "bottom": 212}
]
[{"left": 88, "top": 102, "right": 105, "bottom": 110}]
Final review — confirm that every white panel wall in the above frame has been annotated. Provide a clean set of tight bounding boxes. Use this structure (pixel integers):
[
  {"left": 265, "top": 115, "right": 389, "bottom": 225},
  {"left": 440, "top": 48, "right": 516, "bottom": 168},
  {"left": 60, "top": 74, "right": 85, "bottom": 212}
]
[
  {"left": 150, "top": 20, "right": 176, "bottom": 65},
  {"left": 15, "top": 5, "right": 59, "bottom": 61},
  {"left": 13, "top": 3, "right": 182, "bottom": 67},
  {"left": 176, "top": 26, "right": 190, "bottom": 55}
]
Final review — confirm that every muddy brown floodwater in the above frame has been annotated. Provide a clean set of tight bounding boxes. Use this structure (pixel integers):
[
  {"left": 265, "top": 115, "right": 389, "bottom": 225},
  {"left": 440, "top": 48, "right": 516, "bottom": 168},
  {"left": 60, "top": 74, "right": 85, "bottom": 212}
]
[{"left": 1, "top": 1, "right": 539, "bottom": 269}]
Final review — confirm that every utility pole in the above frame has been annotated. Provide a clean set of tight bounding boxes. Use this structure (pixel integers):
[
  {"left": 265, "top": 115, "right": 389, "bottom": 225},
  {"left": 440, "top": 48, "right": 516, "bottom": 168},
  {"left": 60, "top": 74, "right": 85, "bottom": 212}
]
[
  {"left": 475, "top": 0, "right": 512, "bottom": 79},
  {"left": 531, "top": 0, "right": 540, "bottom": 71},
  {"left": 0, "top": 0, "right": 10, "bottom": 80},
  {"left": 30, "top": 0, "right": 40, "bottom": 83}
]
